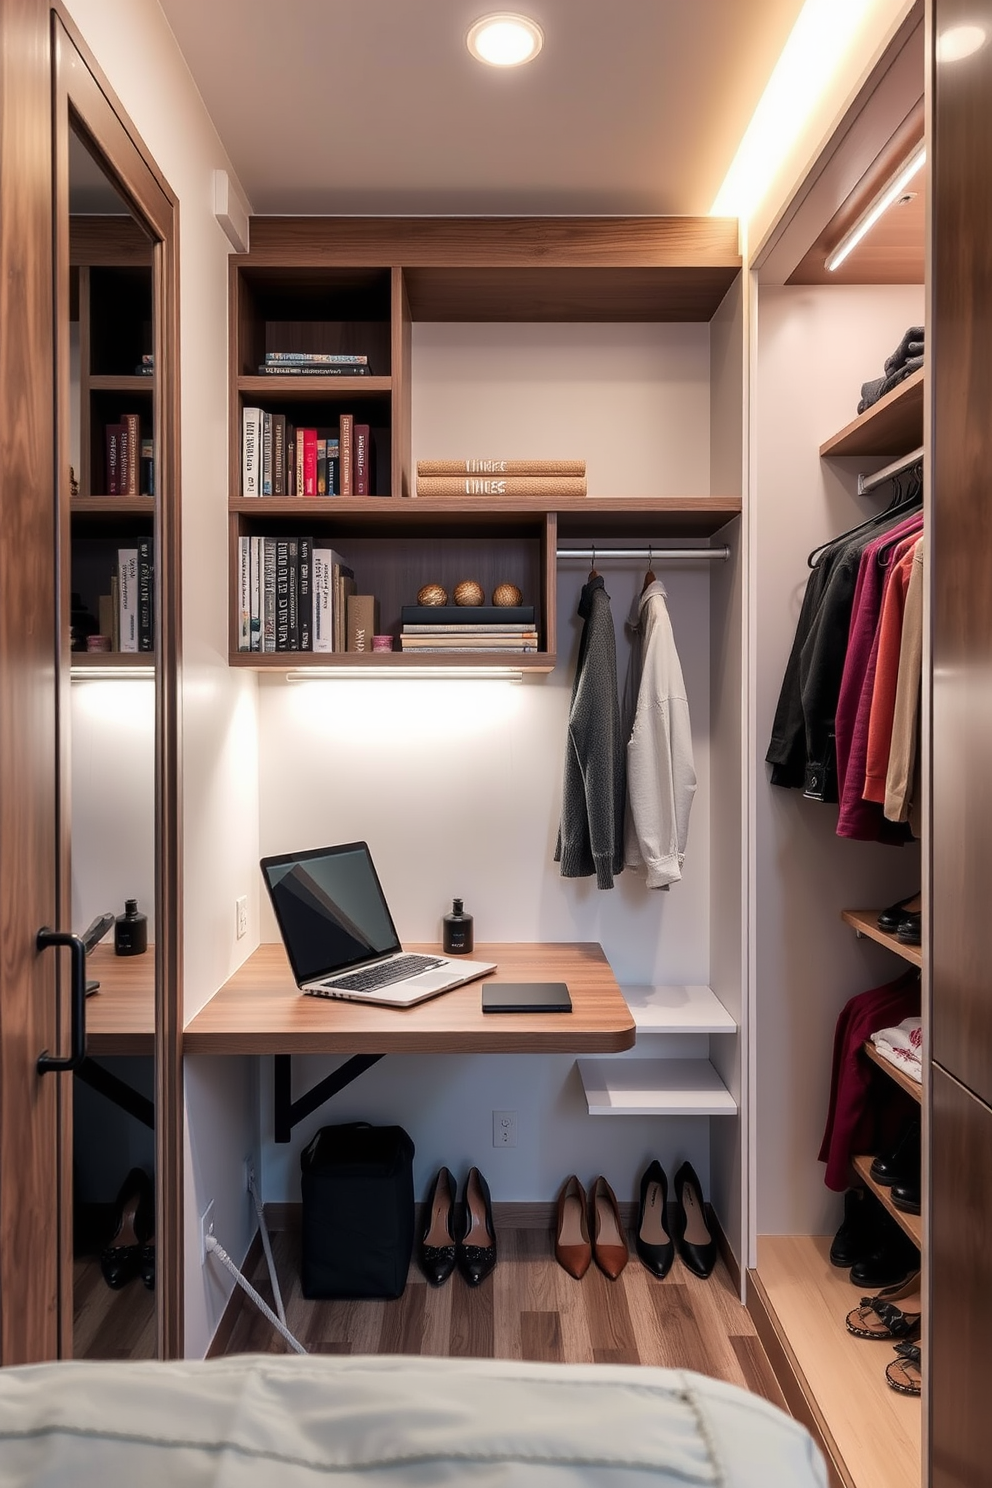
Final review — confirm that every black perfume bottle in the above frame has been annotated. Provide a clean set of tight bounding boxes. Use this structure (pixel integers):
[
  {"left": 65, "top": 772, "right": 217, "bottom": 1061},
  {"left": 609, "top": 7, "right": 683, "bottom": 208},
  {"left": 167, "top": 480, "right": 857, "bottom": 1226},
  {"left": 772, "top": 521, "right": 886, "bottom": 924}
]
[
  {"left": 442, "top": 898, "right": 474, "bottom": 955},
  {"left": 115, "top": 898, "right": 148, "bottom": 956}
]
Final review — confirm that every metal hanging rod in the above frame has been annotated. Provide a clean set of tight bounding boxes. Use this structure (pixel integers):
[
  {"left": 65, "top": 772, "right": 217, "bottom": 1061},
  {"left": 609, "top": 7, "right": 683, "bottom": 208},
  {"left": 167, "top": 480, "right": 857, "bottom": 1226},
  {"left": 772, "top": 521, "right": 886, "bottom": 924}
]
[
  {"left": 556, "top": 545, "right": 730, "bottom": 562},
  {"left": 858, "top": 445, "right": 924, "bottom": 496}
]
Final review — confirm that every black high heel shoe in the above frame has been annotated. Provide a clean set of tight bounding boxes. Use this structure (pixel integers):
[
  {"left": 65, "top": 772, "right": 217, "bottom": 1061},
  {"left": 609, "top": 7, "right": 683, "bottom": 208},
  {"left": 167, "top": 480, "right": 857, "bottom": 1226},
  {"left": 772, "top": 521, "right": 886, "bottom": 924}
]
[
  {"left": 418, "top": 1166, "right": 457, "bottom": 1286},
  {"left": 457, "top": 1167, "right": 497, "bottom": 1287},
  {"left": 635, "top": 1160, "right": 674, "bottom": 1279},
  {"left": 100, "top": 1167, "right": 154, "bottom": 1290},
  {"left": 672, "top": 1161, "right": 717, "bottom": 1279}
]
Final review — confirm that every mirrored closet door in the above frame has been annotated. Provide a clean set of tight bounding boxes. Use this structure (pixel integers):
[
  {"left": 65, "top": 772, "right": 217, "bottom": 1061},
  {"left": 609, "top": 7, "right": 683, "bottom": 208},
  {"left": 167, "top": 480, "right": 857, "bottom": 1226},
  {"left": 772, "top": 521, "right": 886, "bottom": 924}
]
[{"left": 53, "top": 12, "right": 182, "bottom": 1359}]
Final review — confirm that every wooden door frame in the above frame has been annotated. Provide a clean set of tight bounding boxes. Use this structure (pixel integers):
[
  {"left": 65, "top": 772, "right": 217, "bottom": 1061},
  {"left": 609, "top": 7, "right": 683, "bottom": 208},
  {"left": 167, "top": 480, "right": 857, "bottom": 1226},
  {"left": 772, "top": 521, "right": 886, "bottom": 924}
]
[{"left": 52, "top": 4, "right": 184, "bottom": 1359}]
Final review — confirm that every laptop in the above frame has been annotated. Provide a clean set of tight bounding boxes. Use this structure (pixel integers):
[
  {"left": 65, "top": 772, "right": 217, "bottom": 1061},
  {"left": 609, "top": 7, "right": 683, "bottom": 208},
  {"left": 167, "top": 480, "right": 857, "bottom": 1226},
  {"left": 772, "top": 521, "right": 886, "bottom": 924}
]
[{"left": 260, "top": 841, "right": 496, "bottom": 1007}]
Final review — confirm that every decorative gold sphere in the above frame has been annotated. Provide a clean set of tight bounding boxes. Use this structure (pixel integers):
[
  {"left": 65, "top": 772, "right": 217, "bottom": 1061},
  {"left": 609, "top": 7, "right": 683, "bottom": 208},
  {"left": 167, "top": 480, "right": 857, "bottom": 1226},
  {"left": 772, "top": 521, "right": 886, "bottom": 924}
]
[
  {"left": 453, "top": 579, "right": 485, "bottom": 606},
  {"left": 417, "top": 583, "right": 448, "bottom": 606},
  {"left": 492, "top": 583, "right": 523, "bottom": 607}
]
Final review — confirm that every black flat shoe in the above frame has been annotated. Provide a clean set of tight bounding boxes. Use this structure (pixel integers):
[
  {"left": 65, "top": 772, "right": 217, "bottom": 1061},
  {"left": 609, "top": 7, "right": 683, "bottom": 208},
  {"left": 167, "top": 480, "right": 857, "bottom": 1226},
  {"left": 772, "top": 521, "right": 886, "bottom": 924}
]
[
  {"left": 418, "top": 1166, "right": 457, "bottom": 1286},
  {"left": 457, "top": 1167, "right": 496, "bottom": 1287},
  {"left": 672, "top": 1161, "right": 716, "bottom": 1279},
  {"left": 877, "top": 893, "right": 920, "bottom": 932},
  {"left": 896, "top": 912, "right": 921, "bottom": 945},
  {"left": 635, "top": 1160, "right": 674, "bottom": 1279},
  {"left": 100, "top": 1167, "right": 154, "bottom": 1290},
  {"left": 849, "top": 1211, "right": 918, "bottom": 1289},
  {"left": 890, "top": 1179, "right": 921, "bottom": 1215}
]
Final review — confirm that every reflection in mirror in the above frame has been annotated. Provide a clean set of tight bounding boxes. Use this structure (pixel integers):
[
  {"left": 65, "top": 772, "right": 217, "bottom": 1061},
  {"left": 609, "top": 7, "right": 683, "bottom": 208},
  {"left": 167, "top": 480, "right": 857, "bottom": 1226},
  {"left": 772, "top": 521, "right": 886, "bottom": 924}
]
[{"left": 67, "top": 124, "right": 157, "bottom": 1359}]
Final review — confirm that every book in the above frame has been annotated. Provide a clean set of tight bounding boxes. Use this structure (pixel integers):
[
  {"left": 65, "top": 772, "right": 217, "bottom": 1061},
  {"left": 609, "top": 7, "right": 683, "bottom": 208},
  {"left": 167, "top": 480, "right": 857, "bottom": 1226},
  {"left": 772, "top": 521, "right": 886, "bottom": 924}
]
[
  {"left": 271, "top": 414, "right": 286, "bottom": 495},
  {"left": 400, "top": 604, "right": 534, "bottom": 625},
  {"left": 120, "top": 413, "right": 141, "bottom": 496},
  {"left": 346, "top": 593, "right": 379, "bottom": 653},
  {"left": 339, "top": 413, "right": 354, "bottom": 496},
  {"left": 238, "top": 536, "right": 250, "bottom": 651},
  {"left": 286, "top": 536, "right": 300, "bottom": 650},
  {"left": 118, "top": 547, "right": 138, "bottom": 652},
  {"left": 312, "top": 548, "right": 333, "bottom": 652},
  {"left": 98, "top": 592, "right": 114, "bottom": 643},
  {"left": 354, "top": 424, "right": 375, "bottom": 495},
  {"left": 397, "top": 644, "right": 538, "bottom": 653},
  {"left": 249, "top": 535, "right": 263, "bottom": 650},
  {"left": 327, "top": 436, "right": 340, "bottom": 497},
  {"left": 261, "top": 411, "right": 273, "bottom": 496},
  {"left": 264, "top": 352, "right": 369, "bottom": 365},
  {"left": 334, "top": 561, "right": 356, "bottom": 652},
  {"left": 302, "top": 428, "right": 318, "bottom": 497},
  {"left": 109, "top": 573, "right": 120, "bottom": 651},
  {"left": 400, "top": 632, "right": 538, "bottom": 647},
  {"left": 417, "top": 458, "right": 585, "bottom": 476},
  {"left": 137, "top": 537, "right": 154, "bottom": 652},
  {"left": 262, "top": 537, "right": 278, "bottom": 651},
  {"left": 402, "top": 622, "right": 538, "bottom": 634},
  {"left": 105, "top": 423, "right": 122, "bottom": 494},
  {"left": 316, "top": 437, "right": 327, "bottom": 496},
  {"left": 298, "top": 536, "right": 312, "bottom": 651},
  {"left": 415, "top": 475, "right": 587, "bottom": 498},
  {"left": 274, "top": 538, "right": 290, "bottom": 650},
  {"left": 255, "top": 364, "right": 370, "bottom": 376},
  {"left": 242, "top": 406, "right": 262, "bottom": 497},
  {"left": 140, "top": 437, "right": 154, "bottom": 497},
  {"left": 286, "top": 424, "right": 296, "bottom": 496}
]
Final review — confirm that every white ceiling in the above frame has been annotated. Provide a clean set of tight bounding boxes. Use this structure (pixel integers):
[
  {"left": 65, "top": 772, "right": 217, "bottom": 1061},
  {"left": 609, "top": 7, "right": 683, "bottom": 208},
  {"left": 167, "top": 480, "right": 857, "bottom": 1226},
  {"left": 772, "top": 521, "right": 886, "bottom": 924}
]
[{"left": 156, "top": 0, "right": 808, "bottom": 216}]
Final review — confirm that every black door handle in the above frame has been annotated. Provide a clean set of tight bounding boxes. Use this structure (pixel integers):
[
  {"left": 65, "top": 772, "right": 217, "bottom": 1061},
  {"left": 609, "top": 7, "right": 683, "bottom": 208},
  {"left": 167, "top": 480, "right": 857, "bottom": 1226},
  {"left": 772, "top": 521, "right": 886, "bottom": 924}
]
[{"left": 36, "top": 928, "right": 87, "bottom": 1073}]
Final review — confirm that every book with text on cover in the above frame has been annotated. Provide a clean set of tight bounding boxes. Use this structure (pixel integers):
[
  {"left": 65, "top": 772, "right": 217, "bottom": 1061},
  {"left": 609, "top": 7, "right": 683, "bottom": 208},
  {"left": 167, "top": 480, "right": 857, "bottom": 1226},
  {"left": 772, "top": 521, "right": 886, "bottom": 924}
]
[
  {"left": 417, "top": 459, "right": 585, "bottom": 476},
  {"left": 346, "top": 593, "right": 379, "bottom": 653},
  {"left": 416, "top": 475, "right": 587, "bottom": 498}
]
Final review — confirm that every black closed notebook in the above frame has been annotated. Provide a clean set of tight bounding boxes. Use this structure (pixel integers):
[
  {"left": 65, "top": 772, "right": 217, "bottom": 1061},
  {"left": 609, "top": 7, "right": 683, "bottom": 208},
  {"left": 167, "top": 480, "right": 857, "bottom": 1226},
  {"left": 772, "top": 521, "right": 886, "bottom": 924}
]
[
  {"left": 401, "top": 605, "right": 535, "bottom": 625},
  {"left": 482, "top": 982, "right": 572, "bottom": 1013}
]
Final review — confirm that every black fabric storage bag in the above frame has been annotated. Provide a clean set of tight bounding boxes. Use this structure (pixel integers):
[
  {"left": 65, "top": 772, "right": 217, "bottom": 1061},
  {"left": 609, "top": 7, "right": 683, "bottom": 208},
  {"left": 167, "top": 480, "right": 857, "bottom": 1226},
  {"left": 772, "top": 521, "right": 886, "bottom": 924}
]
[{"left": 300, "top": 1121, "right": 415, "bottom": 1299}]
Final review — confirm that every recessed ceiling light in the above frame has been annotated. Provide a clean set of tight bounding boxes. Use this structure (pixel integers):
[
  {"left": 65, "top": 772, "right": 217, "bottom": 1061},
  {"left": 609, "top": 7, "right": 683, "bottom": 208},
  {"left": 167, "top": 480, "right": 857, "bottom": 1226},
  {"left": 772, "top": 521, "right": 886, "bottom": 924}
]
[
  {"left": 467, "top": 13, "right": 544, "bottom": 67},
  {"left": 936, "top": 24, "right": 987, "bottom": 63},
  {"left": 825, "top": 142, "right": 926, "bottom": 272}
]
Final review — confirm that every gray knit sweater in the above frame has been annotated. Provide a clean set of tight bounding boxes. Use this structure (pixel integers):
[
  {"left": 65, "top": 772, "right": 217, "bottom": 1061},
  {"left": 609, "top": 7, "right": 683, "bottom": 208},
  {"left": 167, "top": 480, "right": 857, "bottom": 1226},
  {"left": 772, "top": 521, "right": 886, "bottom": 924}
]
[{"left": 554, "top": 576, "right": 626, "bottom": 889}]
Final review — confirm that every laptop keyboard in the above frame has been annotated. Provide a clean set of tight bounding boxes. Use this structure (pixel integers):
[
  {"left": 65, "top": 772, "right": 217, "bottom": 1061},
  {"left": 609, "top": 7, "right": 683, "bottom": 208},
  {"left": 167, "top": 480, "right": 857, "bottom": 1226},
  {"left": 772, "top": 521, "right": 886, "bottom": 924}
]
[{"left": 322, "top": 953, "right": 446, "bottom": 994}]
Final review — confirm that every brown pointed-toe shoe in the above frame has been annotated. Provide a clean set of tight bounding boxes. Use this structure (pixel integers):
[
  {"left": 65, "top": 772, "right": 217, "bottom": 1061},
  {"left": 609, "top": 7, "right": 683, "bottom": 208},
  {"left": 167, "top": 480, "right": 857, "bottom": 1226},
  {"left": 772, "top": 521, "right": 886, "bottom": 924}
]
[
  {"left": 554, "top": 1175, "right": 592, "bottom": 1279},
  {"left": 591, "top": 1176, "right": 628, "bottom": 1279}
]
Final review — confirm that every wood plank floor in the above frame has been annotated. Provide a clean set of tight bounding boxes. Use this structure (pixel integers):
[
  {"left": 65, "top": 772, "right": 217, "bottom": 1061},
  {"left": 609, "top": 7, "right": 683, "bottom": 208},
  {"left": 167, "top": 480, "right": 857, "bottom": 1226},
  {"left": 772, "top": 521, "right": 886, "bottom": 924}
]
[
  {"left": 74, "top": 1256, "right": 156, "bottom": 1359},
  {"left": 221, "top": 1224, "right": 785, "bottom": 1410}
]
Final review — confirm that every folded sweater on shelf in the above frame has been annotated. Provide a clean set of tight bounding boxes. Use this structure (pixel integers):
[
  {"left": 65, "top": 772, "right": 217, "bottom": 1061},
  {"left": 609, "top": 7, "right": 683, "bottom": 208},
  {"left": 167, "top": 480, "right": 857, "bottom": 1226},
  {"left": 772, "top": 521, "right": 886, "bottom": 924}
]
[{"left": 870, "top": 1015, "right": 923, "bottom": 1083}]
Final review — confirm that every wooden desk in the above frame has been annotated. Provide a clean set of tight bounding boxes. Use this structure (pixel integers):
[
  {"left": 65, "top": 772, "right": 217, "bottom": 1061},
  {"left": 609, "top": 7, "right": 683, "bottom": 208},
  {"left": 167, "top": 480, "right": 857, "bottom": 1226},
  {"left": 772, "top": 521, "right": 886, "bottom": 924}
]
[
  {"left": 84, "top": 943, "right": 155, "bottom": 1056},
  {"left": 183, "top": 941, "right": 635, "bottom": 1055}
]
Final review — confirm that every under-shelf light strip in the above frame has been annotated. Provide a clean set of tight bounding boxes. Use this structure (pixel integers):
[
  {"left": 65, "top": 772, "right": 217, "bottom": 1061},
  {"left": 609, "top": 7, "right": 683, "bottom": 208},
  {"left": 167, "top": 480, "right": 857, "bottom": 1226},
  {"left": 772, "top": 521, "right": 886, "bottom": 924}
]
[
  {"left": 285, "top": 665, "right": 525, "bottom": 682},
  {"left": 826, "top": 142, "right": 926, "bottom": 272}
]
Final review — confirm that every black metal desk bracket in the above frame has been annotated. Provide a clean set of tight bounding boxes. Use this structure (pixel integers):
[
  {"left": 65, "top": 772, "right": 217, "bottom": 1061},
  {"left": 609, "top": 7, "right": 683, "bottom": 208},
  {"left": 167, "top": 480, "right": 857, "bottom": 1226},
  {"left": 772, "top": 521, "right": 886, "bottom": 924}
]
[
  {"left": 75, "top": 1056, "right": 155, "bottom": 1130},
  {"left": 273, "top": 1053, "right": 384, "bottom": 1143}
]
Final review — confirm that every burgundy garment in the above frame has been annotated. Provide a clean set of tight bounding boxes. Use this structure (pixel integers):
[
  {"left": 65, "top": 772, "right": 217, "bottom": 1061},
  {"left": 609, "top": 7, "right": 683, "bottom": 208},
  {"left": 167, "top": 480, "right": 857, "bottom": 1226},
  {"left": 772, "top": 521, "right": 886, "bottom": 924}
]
[
  {"left": 834, "top": 515, "right": 923, "bottom": 808},
  {"left": 818, "top": 971, "right": 921, "bottom": 1191}
]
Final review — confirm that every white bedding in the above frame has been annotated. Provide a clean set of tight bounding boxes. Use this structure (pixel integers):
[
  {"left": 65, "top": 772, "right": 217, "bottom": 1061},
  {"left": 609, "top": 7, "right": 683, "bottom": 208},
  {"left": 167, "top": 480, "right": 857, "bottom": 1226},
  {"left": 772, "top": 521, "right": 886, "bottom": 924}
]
[{"left": 0, "top": 1353, "right": 826, "bottom": 1487}]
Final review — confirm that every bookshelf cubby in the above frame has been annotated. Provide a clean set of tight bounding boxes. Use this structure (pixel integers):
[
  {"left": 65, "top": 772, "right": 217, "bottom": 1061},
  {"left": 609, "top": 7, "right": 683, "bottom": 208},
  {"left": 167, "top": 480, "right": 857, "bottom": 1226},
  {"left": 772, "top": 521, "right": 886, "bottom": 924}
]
[{"left": 227, "top": 217, "right": 744, "bottom": 671}]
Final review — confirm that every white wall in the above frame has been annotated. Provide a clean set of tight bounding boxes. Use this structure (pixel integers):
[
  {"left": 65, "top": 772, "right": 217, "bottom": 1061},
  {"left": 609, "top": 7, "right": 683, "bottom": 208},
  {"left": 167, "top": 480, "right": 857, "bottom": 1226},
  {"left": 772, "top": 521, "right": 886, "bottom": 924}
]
[
  {"left": 63, "top": 0, "right": 260, "bottom": 1358},
  {"left": 752, "top": 283, "right": 924, "bottom": 1241},
  {"left": 255, "top": 321, "right": 721, "bottom": 1210}
]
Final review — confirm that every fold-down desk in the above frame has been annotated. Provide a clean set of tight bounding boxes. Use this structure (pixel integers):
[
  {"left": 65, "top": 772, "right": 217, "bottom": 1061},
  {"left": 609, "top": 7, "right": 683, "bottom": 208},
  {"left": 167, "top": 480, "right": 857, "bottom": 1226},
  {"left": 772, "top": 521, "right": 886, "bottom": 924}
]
[{"left": 184, "top": 941, "right": 635, "bottom": 1140}]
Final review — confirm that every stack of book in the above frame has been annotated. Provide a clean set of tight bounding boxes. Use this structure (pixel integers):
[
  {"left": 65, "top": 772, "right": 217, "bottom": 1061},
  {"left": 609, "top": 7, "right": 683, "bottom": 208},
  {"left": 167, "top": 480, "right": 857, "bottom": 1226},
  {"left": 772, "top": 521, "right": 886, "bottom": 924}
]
[
  {"left": 399, "top": 603, "right": 538, "bottom": 654},
  {"left": 256, "top": 352, "right": 371, "bottom": 377},
  {"left": 237, "top": 536, "right": 367, "bottom": 654},
  {"left": 241, "top": 408, "right": 375, "bottom": 496},
  {"left": 105, "top": 413, "right": 146, "bottom": 495},
  {"left": 94, "top": 539, "right": 153, "bottom": 651},
  {"left": 415, "top": 458, "right": 586, "bottom": 498}
]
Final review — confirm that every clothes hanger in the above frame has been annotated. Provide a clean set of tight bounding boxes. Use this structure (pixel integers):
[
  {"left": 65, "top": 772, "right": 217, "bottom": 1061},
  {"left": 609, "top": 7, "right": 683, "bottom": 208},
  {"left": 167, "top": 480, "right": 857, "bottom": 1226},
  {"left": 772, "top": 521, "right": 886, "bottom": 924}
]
[
  {"left": 588, "top": 544, "right": 598, "bottom": 580},
  {"left": 641, "top": 544, "right": 656, "bottom": 594},
  {"left": 806, "top": 462, "right": 923, "bottom": 569}
]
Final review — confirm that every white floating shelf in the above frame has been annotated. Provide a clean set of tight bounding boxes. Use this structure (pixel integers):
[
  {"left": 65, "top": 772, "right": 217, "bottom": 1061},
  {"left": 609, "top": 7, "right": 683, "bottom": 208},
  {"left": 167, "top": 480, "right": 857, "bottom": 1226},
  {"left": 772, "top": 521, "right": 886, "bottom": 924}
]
[
  {"left": 620, "top": 984, "right": 737, "bottom": 1035},
  {"left": 577, "top": 1057, "right": 738, "bottom": 1117}
]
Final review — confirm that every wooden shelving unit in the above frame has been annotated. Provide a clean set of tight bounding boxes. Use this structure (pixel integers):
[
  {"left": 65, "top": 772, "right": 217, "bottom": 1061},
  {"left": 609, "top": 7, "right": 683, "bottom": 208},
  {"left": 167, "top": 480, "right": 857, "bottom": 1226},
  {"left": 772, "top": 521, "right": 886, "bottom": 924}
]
[
  {"left": 841, "top": 907, "right": 922, "bottom": 968},
  {"left": 863, "top": 1038, "right": 922, "bottom": 1102},
  {"left": 227, "top": 217, "right": 743, "bottom": 669},
  {"left": 819, "top": 367, "right": 924, "bottom": 459},
  {"left": 851, "top": 1153, "right": 922, "bottom": 1248}
]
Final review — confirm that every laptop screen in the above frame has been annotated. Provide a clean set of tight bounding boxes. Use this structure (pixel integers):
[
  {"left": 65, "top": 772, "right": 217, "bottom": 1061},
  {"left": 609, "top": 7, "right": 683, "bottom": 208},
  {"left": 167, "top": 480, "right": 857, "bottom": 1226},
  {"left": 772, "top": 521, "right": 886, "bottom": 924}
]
[{"left": 260, "top": 842, "right": 402, "bottom": 984}]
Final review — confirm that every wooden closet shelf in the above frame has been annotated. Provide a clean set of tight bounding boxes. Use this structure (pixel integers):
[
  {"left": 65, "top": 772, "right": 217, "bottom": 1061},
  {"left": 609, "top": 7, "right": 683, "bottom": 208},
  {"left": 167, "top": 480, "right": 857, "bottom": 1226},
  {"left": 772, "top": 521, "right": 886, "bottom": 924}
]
[
  {"left": 71, "top": 497, "right": 155, "bottom": 517},
  {"left": 863, "top": 1038, "right": 922, "bottom": 1104},
  {"left": 841, "top": 908, "right": 922, "bottom": 968},
  {"left": 237, "top": 375, "right": 391, "bottom": 400},
  {"left": 852, "top": 1154, "right": 922, "bottom": 1248},
  {"left": 819, "top": 367, "right": 924, "bottom": 459},
  {"left": 228, "top": 650, "right": 555, "bottom": 675}
]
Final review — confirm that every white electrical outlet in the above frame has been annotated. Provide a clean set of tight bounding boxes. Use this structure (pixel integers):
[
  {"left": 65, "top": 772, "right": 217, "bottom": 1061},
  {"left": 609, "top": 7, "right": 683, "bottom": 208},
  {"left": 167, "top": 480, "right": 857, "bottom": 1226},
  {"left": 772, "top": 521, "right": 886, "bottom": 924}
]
[
  {"left": 236, "top": 896, "right": 248, "bottom": 939},
  {"left": 493, "top": 1110, "right": 517, "bottom": 1148},
  {"left": 199, "top": 1200, "right": 215, "bottom": 1265}
]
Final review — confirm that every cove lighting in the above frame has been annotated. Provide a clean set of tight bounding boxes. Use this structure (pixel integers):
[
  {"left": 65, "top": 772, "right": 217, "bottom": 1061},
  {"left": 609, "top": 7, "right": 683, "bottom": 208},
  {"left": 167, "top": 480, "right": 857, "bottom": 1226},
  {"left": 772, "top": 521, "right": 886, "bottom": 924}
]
[
  {"left": 825, "top": 142, "right": 926, "bottom": 272},
  {"left": 285, "top": 666, "right": 524, "bottom": 682},
  {"left": 71, "top": 664, "right": 155, "bottom": 680},
  {"left": 936, "top": 24, "right": 987, "bottom": 63},
  {"left": 467, "top": 13, "right": 544, "bottom": 67}
]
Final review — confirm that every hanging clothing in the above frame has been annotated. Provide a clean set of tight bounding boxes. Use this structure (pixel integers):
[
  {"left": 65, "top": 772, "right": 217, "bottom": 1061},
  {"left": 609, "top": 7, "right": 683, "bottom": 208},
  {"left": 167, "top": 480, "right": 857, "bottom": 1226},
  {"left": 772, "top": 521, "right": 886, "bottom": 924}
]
[
  {"left": 863, "top": 537, "right": 921, "bottom": 803},
  {"left": 554, "top": 575, "right": 625, "bottom": 890},
  {"left": 818, "top": 971, "right": 921, "bottom": 1191},
  {"left": 622, "top": 579, "right": 696, "bottom": 888},
  {"left": 884, "top": 537, "right": 924, "bottom": 825}
]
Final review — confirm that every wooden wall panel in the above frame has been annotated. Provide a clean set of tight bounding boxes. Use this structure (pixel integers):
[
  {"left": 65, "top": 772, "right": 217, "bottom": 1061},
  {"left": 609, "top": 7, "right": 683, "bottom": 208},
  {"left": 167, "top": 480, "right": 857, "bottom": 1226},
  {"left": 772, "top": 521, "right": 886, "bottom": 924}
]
[
  {"left": 930, "top": 1067, "right": 992, "bottom": 1488},
  {"left": 930, "top": 0, "right": 992, "bottom": 1106}
]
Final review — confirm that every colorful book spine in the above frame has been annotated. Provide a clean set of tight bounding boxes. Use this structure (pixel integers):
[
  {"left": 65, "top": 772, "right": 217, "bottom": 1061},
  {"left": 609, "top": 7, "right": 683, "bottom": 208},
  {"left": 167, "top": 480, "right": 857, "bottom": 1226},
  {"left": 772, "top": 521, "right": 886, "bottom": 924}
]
[
  {"left": 105, "top": 423, "right": 122, "bottom": 494},
  {"left": 298, "top": 536, "right": 313, "bottom": 651},
  {"left": 120, "top": 413, "right": 141, "bottom": 496},
  {"left": 249, "top": 535, "right": 263, "bottom": 651},
  {"left": 263, "top": 352, "right": 369, "bottom": 365},
  {"left": 354, "top": 424, "right": 373, "bottom": 495},
  {"left": 339, "top": 414, "right": 354, "bottom": 496},
  {"left": 272, "top": 414, "right": 286, "bottom": 496},
  {"left": 417, "top": 458, "right": 585, "bottom": 476},
  {"left": 302, "top": 428, "right": 318, "bottom": 496},
  {"left": 416, "top": 475, "right": 587, "bottom": 497},
  {"left": 261, "top": 411, "right": 273, "bottom": 496},
  {"left": 242, "top": 406, "right": 262, "bottom": 497},
  {"left": 327, "top": 437, "right": 340, "bottom": 497},
  {"left": 238, "top": 536, "right": 251, "bottom": 651},
  {"left": 255, "top": 364, "right": 370, "bottom": 376}
]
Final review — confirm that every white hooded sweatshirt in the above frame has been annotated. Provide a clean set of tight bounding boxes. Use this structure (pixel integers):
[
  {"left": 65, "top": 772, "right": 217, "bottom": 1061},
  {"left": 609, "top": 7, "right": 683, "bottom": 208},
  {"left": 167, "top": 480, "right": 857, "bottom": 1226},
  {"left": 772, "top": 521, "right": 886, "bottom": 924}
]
[{"left": 623, "top": 579, "right": 696, "bottom": 887}]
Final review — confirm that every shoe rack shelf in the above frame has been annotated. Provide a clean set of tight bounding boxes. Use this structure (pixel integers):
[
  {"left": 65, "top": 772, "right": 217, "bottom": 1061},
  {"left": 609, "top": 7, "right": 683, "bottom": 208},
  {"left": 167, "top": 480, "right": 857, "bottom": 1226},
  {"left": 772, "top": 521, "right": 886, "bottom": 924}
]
[
  {"left": 851, "top": 1154, "right": 922, "bottom": 1249},
  {"left": 819, "top": 367, "right": 924, "bottom": 459},
  {"left": 842, "top": 908, "right": 922, "bottom": 969}
]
